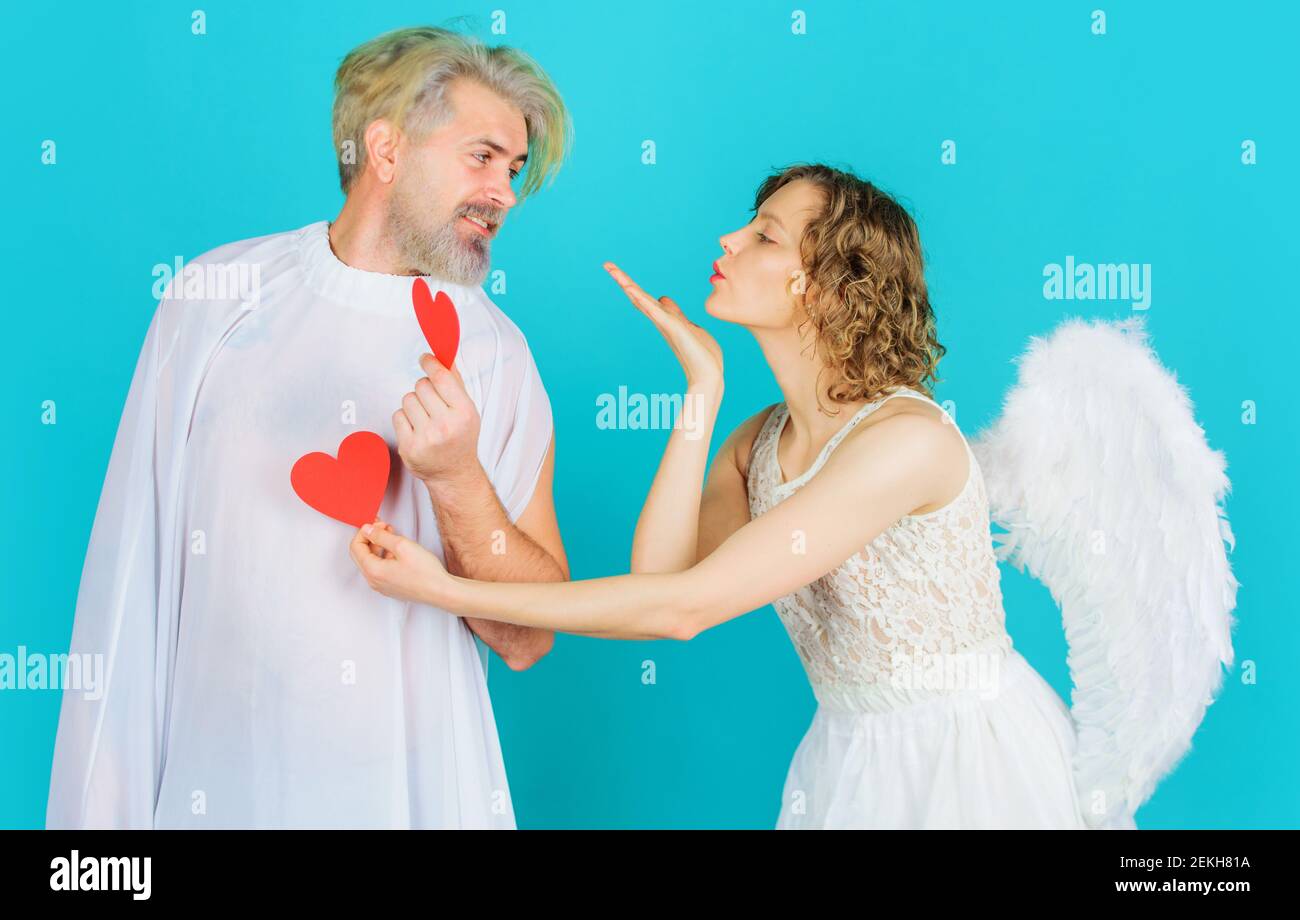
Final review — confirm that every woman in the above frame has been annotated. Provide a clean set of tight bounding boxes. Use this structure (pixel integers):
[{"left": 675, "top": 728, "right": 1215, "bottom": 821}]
[{"left": 350, "top": 163, "right": 1089, "bottom": 829}]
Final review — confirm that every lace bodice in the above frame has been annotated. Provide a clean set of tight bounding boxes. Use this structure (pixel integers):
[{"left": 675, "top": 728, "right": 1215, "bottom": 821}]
[{"left": 746, "top": 388, "right": 1013, "bottom": 713}]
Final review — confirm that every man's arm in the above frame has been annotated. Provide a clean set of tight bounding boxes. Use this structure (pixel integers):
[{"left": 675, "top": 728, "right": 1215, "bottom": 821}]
[
  {"left": 424, "top": 434, "right": 568, "bottom": 670},
  {"left": 394, "top": 352, "right": 567, "bottom": 671}
]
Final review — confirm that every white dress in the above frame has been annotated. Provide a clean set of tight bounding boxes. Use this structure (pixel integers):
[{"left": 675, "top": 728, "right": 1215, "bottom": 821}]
[
  {"left": 46, "top": 220, "right": 553, "bottom": 828},
  {"left": 746, "top": 388, "right": 1089, "bottom": 829}
]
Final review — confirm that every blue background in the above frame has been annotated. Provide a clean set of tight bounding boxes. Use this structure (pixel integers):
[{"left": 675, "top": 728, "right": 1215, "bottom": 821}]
[{"left": 2, "top": 0, "right": 1294, "bottom": 828}]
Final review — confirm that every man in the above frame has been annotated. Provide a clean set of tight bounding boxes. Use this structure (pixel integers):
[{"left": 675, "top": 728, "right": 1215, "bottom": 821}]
[{"left": 46, "top": 26, "right": 571, "bottom": 829}]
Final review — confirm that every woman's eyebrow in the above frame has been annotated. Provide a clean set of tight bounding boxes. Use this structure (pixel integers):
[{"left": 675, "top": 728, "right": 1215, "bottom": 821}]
[{"left": 756, "top": 209, "right": 787, "bottom": 231}]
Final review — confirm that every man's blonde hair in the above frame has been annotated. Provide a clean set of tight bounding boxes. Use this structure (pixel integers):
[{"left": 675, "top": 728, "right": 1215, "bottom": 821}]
[{"left": 332, "top": 26, "right": 571, "bottom": 197}]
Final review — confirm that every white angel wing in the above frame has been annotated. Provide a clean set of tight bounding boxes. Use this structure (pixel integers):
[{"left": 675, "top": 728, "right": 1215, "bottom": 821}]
[{"left": 969, "top": 315, "right": 1239, "bottom": 829}]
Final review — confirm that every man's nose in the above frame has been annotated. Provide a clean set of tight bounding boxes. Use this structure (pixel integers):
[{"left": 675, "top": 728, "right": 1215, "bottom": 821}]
[{"left": 485, "top": 177, "right": 517, "bottom": 211}]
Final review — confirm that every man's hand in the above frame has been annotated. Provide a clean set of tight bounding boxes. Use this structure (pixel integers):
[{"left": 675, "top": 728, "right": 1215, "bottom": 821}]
[
  {"left": 389, "top": 354, "right": 567, "bottom": 671},
  {"left": 394, "top": 353, "right": 481, "bottom": 484}
]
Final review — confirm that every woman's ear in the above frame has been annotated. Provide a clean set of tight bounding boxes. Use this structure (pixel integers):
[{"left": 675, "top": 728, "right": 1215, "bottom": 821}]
[
  {"left": 790, "top": 269, "right": 819, "bottom": 319},
  {"left": 787, "top": 267, "right": 810, "bottom": 299}
]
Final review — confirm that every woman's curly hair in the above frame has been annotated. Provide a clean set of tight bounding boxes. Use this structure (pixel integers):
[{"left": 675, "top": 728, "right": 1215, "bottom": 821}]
[{"left": 754, "top": 163, "right": 945, "bottom": 411}]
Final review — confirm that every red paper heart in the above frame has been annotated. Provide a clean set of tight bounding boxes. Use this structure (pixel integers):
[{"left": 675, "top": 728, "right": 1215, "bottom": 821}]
[
  {"left": 290, "top": 431, "right": 391, "bottom": 527},
  {"left": 412, "top": 278, "right": 460, "bottom": 369}
]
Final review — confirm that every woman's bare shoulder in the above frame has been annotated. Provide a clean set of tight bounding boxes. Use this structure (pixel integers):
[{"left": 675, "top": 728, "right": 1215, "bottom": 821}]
[
  {"left": 726, "top": 403, "right": 781, "bottom": 480},
  {"left": 842, "top": 399, "right": 970, "bottom": 511},
  {"left": 864, "top": 395, "right": 954, "bottom": 431}
]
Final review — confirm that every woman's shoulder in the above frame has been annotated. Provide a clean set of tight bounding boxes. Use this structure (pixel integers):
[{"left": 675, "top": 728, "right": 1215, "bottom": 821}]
[
  {"left": 836, "top": 397, "right": 971, "bottom": 511},
  {"left": 727, "top": 402, "right": 782, "bottom": 480},
  {"left": 864, "top": 392, "right": 953, "bottom": 431}
]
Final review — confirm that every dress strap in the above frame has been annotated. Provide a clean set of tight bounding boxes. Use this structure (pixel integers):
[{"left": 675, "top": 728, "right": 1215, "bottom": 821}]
[{"left": 771, "top": 386, "right": 926, "bottom": 492}]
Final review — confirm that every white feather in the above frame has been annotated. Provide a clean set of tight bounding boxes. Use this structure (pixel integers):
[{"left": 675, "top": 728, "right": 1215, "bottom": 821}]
[{"left": 970, "top": 315, "right": 1239, "bottom": 829}]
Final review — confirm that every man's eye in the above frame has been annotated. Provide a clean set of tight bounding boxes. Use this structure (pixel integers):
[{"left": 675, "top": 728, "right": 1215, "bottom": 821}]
[
  {"left": 509, "top": 168, "right": 520, "bottom": 181},
  {"left": 473, "top": 152, "right": 490, "bottom": 164}
]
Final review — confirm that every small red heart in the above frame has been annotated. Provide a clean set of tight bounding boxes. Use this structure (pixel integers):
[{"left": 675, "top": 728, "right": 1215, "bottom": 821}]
[
  {"left": 412, "top": 278, "right": 460, "bottom": 369},
  {"left": 290, "top": 431, "right": 391, "bottom": 527}
]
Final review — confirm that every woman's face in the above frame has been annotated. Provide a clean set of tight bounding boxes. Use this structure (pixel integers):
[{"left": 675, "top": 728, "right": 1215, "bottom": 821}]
[{"left": 705, "top": 178, "right": 825, "bottom": 329}]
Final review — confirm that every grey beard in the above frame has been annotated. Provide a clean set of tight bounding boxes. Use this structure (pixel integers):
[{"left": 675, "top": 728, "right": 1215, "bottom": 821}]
[{"left": 386, "top": 197, "right": 491, "bottom": 286}]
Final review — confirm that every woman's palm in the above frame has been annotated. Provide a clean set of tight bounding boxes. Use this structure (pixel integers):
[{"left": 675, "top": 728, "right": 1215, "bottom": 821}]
[{"left": 604, "top": 262, "right": 723, "bottom": 387}]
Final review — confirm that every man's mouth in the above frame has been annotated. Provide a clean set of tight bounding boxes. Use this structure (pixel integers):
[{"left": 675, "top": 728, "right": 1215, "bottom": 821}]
[{"left": 461, "top": 214, "right": 497, "bottom": 237}]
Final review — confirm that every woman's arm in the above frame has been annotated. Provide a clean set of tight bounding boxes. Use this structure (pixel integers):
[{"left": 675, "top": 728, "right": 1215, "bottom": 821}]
[
  {"left": 694, "top": 407, "right": 774, "bottom": 561},
  {"left": 352, "top": 411, "right": 961, "bottom": 642},
  {"left": 631, "top": 393, "right": 773, "bottom": 571},
  {"left": 601, "top": 263, "right": 751, "bottom": 573},
  {"left": 628, "top": 379, "right": 723, "bottom": 573}
]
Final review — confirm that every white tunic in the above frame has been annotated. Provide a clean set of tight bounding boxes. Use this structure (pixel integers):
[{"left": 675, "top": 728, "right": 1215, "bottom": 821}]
[
  {"left": 747, "top": 389, "right": 1089, "bottom": 829},
  {"left": 46, "top": 220, "right": 552, "bottom": 829}
]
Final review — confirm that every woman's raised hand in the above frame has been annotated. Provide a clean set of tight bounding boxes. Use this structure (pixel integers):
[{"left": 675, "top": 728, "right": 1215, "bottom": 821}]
[{"left": 604, "top": 262, "right": 723, "bottom": 391}]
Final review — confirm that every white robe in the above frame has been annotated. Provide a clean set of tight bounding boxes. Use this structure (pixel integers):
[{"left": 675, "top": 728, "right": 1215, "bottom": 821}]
[{"left": 46, "top": 220, "right": 552, "bottom": 829}]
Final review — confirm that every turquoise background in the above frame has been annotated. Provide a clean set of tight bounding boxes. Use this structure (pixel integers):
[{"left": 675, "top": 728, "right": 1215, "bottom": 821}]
[{"left": 2, "top": 1, "right": 1294, "bottom": 828}]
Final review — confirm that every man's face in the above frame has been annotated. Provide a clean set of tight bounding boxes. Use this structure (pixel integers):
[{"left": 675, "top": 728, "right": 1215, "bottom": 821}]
[{"left": 386, "top": 78, "right": 529, "bottom": 285}]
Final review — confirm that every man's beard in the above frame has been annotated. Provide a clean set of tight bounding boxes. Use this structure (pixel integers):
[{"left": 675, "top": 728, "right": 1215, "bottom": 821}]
[{"left": 386, "top": 176, "right": 495, "bottom": 286}]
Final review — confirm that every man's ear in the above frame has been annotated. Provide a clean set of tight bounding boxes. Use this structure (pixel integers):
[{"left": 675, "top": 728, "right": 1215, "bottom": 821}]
[{"left": 362, "top": 118, "right": 401, "bottom": 185}]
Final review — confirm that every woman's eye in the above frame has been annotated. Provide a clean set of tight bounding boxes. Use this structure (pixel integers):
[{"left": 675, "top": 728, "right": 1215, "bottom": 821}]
[{"left": 757, "top": 231, "right": 773, "bottom": 243}]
